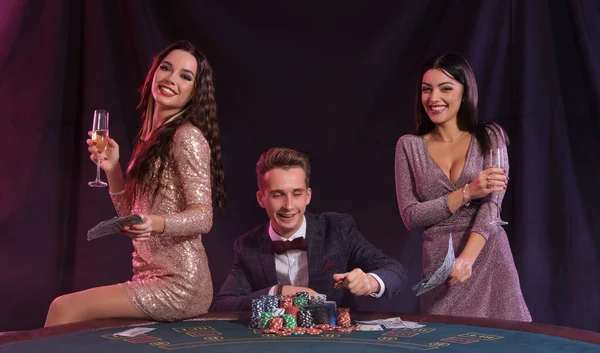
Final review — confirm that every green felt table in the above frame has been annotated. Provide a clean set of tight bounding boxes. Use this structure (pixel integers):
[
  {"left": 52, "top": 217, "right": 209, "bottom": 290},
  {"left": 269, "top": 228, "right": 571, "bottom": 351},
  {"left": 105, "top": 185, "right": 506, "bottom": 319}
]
[{"left": 1, "top": 312, "right": 598, "bottom": 352}]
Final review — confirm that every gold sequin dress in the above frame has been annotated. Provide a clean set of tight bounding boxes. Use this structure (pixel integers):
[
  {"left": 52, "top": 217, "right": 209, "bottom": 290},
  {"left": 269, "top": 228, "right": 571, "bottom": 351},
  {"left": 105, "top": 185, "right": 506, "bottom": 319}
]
[
  {"left": 395, "top": 125, "right": 531, "bottom": 321},
  {"left": 110, "top": 123, "right": 214, "bottom": 322}
]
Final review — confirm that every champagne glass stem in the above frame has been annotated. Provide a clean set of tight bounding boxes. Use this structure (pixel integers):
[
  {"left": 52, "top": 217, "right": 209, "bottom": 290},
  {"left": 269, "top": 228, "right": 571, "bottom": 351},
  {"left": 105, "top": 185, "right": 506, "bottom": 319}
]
[
  {"left": 96, "top": 158, "right": 102, "bottom": 182},
  {"left": 496, "top": 194, "right": 501, "bottom": 220}
]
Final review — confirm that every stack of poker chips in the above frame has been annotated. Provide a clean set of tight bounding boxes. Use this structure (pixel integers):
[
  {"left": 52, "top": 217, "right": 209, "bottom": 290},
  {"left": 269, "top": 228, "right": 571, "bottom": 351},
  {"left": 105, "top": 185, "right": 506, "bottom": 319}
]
[
  {"left": 292, "top": 296, "right": 308, "bottom": 310},
  {"left": 284, "top": 305, "right": 300, "bottom": 317},
  {"left": 268, "top": 317, "right": 283, "bottom": 330},
  {"left": 282, "top": 314, "right": 297, "bottom": 329},
  {"left": 250, "top": 298, "right": 266, "bottom": 329},
  {"left": 296, "top": 291, "right": 310, "bottom": 299},
  {"left": 315, "top": 307, "right": 330, "bottom": 325},
  {"left": 305, "top": 303, "right": 318, "bottom": 317},
  {"left": 260, "top": 312, "right": 275, "bottom": 329},
  {"left": 249, "top": 292, "right": 357, "bottom": 335},
  {"left": 309, "top": 294, "right": 327, "bottom": 305},
  {"left": 265, "top": 296, "right": 280, "bottom": 312},
  {"left": 272, "top": 307, "right": 285, "bottom": 317},
  {"left": 297, "top": 310, "right": 315, "bottom": 328},
  {"left": 336, "top": 307, "right": 351, "bottom": 328},
  {"left": 280, "top": 296, "right": 293, "bottom": 309}
]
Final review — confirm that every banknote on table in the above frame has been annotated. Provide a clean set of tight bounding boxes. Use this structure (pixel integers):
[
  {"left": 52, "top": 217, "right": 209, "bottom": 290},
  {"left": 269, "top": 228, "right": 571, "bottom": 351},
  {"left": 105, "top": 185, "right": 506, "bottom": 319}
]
[
  {"left": 87, "top": 214, "right": 144, "bottom": 241},
  {"left": 412, "top": 234, "right": 455, "bottom": 296},
  {"left": 354, "top": 317, "right": 425, "bottom": 329}
]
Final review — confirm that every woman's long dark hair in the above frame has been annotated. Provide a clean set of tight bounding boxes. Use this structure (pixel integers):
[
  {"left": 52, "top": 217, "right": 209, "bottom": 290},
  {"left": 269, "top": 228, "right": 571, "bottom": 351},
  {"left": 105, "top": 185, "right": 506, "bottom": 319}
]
[
  {"left": 415, "top": 53, "right": 506, "bottom": 153},
  {"left": 126, "top": 40, "right": 226, "bottom": 213}
]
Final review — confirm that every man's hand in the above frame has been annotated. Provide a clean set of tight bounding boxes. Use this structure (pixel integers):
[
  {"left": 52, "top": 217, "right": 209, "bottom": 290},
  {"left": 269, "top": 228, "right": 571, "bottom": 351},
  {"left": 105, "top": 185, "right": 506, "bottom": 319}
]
[{"left": 332, "top": 268, "right": 380, "bottom": 296}]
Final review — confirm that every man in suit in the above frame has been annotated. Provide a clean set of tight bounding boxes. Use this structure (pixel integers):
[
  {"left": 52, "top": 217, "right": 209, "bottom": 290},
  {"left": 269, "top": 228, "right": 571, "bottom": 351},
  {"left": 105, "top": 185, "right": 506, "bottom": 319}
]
[{"left": 210, "top": 147, "right": 407, "bottom": 311}]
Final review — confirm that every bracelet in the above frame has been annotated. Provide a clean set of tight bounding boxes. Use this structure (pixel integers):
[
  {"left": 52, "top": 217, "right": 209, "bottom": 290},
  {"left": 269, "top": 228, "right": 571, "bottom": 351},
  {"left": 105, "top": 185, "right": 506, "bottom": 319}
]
[
  {"left": 462, "top": 184, "right": 471, "bottom": 207},
  {"left": 109, "top": 189, "right": 126, "bottom": 196}
]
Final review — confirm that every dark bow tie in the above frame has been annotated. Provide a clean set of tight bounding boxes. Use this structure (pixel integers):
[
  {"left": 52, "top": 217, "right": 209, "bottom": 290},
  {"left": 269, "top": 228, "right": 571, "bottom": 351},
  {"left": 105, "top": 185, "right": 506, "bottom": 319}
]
[{"left": 271, "top": 237, "right": 307, "bottom": 254}]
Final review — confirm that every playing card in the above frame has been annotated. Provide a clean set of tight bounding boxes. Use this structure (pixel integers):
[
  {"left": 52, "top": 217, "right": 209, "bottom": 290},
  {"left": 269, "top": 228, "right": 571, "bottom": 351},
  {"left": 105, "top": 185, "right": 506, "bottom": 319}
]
[{"left": 87, "top": 214, "right": 144, "bottom": 241}]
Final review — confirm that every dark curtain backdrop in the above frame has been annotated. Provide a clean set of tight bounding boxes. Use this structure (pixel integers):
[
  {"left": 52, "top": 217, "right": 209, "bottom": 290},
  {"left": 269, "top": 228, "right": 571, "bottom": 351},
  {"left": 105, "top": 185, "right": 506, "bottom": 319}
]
[{"left": 1, "top": 0, "right": 598, "bottom": 332}]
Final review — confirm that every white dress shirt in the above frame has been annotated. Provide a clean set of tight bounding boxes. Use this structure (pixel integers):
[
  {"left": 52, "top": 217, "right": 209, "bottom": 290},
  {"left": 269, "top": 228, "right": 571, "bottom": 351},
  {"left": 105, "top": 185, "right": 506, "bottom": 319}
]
[
  {"left": 267, "top": 216, "right": 385, "bottom": 298},
  {"left": 269, "top": 216, "right": 310, "bottom": 290}
]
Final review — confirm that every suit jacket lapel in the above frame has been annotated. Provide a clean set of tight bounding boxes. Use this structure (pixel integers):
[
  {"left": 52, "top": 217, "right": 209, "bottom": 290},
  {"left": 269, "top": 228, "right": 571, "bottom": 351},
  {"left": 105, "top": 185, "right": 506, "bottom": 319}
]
[
  {"left": 258, "top": 225, "right": 278, "bottom": 286},
  {"left": 305, "top": 213, "right": 324, "bottom": 288}
]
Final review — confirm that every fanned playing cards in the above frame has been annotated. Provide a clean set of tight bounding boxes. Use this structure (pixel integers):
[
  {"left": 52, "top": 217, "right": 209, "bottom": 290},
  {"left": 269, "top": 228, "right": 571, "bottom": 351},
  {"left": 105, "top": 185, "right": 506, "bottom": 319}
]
[
  {"left": 412, "top": 234, "right": 455, "bottom": 296},
  {"left": 87, "top": 214, "right": 144, "bottom": 241}
]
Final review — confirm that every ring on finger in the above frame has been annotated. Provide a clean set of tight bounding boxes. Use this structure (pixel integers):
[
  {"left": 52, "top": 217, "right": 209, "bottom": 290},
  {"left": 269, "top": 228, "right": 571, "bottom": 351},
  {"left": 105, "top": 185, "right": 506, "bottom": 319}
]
[{"left": 486, "top": 183, "right": 492, "bottom": 189}]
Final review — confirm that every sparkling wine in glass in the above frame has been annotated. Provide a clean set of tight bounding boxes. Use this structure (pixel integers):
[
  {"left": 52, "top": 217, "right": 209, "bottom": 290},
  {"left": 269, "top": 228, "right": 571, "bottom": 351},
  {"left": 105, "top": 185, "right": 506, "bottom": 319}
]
[
  {"left": 489, "top": 147, "right": 508, "bottom": 225},
  {"left": 88, "top": 110, "right": 109, "bottom": 187}
]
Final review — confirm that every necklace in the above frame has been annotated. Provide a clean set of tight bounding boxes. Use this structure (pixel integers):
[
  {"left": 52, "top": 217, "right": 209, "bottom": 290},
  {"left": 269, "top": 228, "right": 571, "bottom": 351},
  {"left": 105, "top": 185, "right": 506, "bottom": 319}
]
[{"left": 430, "top": 131, "right": 467, "bottom": 143}]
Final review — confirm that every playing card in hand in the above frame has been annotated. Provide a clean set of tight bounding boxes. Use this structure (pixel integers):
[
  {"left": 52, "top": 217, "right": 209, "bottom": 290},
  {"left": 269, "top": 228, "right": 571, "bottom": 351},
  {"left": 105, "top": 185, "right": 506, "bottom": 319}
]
[
  {"left": 87, "top": 214, "right": 144, "bottom": 241},
  {"left": 412, "top": 234, "right": 455, "bottom": 296}
]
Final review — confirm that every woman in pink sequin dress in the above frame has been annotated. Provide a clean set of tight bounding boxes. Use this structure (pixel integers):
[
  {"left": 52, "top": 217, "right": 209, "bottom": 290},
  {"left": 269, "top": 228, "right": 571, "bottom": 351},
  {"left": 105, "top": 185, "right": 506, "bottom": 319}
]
[
  {"left": 395, "top": 53, "right": 530, "bottom": 321},
  {"left": 45, "top": 40, "right": 226, "bottom": 326}
]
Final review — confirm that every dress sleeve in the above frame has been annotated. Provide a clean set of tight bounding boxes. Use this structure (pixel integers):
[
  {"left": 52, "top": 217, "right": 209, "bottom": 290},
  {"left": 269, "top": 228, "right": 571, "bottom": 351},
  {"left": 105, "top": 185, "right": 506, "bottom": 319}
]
[
  {"left": 162, "top": 124, "right": 214, "bottom": 236},
  {"left": 110, "top": 191, "right": 131, "bottom": 217},
  {"left": 470, "top": 124, "right": 509, "bottom": 240},
  {"left": 110, "top": 162, "right": 132, "bottom": 217},
  {"left": 395, "top": 136, "right": 453, "bottom": 231}
]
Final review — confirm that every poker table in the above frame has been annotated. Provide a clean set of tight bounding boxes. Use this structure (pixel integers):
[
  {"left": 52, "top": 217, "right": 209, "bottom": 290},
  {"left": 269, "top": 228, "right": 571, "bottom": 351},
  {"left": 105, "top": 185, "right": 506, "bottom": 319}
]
[{"left": 1, "top": 312, "right": 598, "bottom": 352}]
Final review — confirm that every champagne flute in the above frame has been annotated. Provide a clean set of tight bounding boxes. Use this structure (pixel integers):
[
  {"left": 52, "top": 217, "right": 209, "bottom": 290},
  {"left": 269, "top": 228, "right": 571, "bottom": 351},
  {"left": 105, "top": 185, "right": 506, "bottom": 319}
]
[
  {"left": 489, "top": 147, "right": 508, "bottom": 225},
  {"left": 88, "top": 110, "right": 109, "bottom": 187}
]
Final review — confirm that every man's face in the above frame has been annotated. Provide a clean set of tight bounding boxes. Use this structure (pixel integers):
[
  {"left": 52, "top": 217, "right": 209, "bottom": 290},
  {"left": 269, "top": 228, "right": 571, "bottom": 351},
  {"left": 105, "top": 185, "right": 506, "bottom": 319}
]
[{"left": 256, "top": 167, "right": 311, "bottom": 239}]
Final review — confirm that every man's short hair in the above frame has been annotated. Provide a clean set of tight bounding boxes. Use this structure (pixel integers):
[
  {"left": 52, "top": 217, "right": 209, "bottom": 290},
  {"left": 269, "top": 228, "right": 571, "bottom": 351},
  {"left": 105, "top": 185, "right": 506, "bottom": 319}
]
[{"left": 256, "top": 147, "right": 311, "bottom": 190}]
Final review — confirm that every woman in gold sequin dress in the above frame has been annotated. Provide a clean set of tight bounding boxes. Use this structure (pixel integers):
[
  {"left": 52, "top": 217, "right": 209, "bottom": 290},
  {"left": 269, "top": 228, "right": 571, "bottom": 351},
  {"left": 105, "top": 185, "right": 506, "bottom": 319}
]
[
  {"left": 45, "top": 40, "right": 226, "bottom": 326},
  {"left": 395, "top": 53, "right": 530, "bottom": 321}
]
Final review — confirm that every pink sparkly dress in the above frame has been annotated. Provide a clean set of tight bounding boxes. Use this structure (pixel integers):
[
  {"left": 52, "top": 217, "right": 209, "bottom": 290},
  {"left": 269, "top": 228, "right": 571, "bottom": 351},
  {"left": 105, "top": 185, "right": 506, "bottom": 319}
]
[
  {"left": 395, "top": 125, "right": 531, "bottom": 321},
  {"left": 111, "top": 123, "right": 214, "bottom": 321}
]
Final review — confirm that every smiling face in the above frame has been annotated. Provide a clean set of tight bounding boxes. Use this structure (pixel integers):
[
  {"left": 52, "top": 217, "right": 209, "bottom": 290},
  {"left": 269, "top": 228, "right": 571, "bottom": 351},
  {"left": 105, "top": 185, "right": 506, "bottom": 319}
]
[
  {"left": 151, "top": 49, "right": 198, "bottom": 115},
  {"left": 256, "top": 167, "right": 312, "bottom": 239},
  {"left": 421, "top": 69, "right": 464, "bottom": 127}
]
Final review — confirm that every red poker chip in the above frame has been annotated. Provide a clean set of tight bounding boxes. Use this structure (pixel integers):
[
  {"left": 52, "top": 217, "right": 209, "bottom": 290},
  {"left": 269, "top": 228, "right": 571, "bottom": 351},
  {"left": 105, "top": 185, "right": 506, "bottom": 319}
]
[
  {"left": 316, "top": 324, "right": 329, "bottom": 329},
  {"left": 263, "top": 329, "right": 278, "bottom": 334},
  {"left": 336, "top": 328, "right": 353, "bottom": 333},
  {"left": 351, "top": 326, "right": 360, "bottom": 331},
  {"left": 306, "top": 328, "right": 322, "bottom": 335},
  {"left": 293, "top": 327, "right": 306, "bottom": 332},
  {"left": 322, "top": 326, "right": 336, "bottom": 331},
  {"left": 277, "top": 331, "right": 291, "bottom": 336}
]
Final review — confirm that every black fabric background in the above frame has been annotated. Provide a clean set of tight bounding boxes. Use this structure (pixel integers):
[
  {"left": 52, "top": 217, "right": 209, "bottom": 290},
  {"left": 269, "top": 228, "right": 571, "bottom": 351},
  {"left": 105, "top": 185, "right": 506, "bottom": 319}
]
[{"left": 0, "top": 1, "right": 598, "bottom": 331}]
